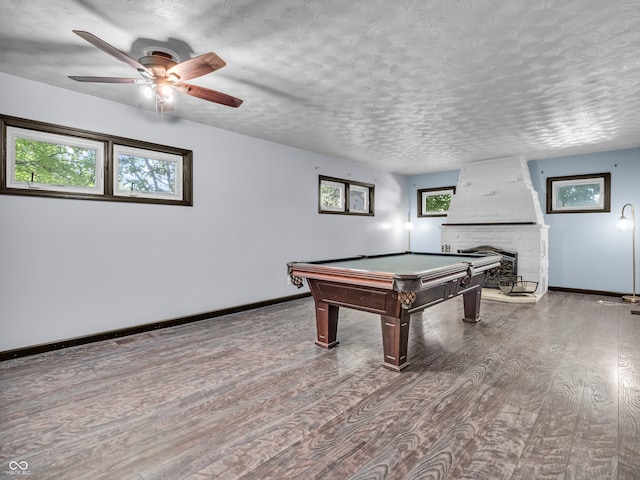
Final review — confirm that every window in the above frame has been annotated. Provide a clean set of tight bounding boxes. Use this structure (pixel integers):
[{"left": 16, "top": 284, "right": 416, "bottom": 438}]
[
  {"left": 1, "top": 114, "right": 192, "bottom": 206},
  {"left": 417, "top": 186, "right": 456, "bottom": 217},
  {"left": 319, "top": 175, "right": 374, "bottom": 216},
  {"left": 546, "top": 173, "right": 610, "bottom": 214},
  {"left": 113, "top": 145, "right": 183, "bottom": 201},
  {"left": 6, "top": 127, "right": 104, "bottom": 195},
  {"left": 349, "top": 184, "right": 370, "bottom": 214},
  {"left": 319, "top": 178, "right": 345, "bottom": 212}
]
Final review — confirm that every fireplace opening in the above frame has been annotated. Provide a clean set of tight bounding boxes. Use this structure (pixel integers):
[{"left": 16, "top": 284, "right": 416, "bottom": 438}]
[{"left": 458, "top": 245, "right": 517, "bottom": 288}]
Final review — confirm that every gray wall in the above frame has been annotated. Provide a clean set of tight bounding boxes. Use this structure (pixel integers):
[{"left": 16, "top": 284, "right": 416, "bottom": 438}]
[{"left": 0, "top": 73, "right": 407, "bottom": 351}]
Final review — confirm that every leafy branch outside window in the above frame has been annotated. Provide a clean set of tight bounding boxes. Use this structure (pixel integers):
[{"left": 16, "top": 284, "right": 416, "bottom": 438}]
[
  {"left": 318, "top": 175, "right": 374, "bottom": 216},
  {"left": 1, "top": 114, "right": 192, "bottom": 206},
  {"left": 15, "top": 137, "right": 98, "bottom": 188},
  {"left": 417, "top": 186, "right": 455, "bottom": 217}
]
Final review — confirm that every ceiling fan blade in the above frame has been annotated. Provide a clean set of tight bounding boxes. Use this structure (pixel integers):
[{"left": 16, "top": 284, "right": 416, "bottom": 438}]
[
  {"left": 68, "top": 76, "right": 144, "bottom": 83},
  {"left": 177, "top": 83, "right": 243, "bottom": 108},
  {"left": 72, "top": 30, "right": 151, "bottom": 76},
  {"left": 167, "top": 52, "right": 226, "bottom": 81}
]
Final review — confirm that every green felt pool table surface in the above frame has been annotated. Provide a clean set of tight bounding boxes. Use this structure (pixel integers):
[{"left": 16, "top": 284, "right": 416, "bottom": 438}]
[{"left": 311, "top": 252, "right": 490, "bottom": 275}]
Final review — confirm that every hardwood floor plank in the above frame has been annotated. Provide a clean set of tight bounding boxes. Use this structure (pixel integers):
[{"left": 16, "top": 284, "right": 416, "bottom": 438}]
[
  {"left": 1, "top": 293, "right": 638, "bottom": 479},
  {"left": 619, "top": 304, "right": 640, "bottom": 479},
  {"left": 510, "top": 296, "right": 623, "bottom": 480},
  {"left": 244, "top": 302, "right": 543, "bottom": 479}
]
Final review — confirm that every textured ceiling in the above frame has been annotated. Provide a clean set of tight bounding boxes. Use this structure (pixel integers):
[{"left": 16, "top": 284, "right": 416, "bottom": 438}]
[{"left": 1, "top": 0, "right": 639, "bottom": 174}]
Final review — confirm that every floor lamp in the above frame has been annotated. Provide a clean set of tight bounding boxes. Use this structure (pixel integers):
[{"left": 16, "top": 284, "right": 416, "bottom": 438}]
[
  {"left": 617, "top": 203, "right": 639, "bottom": 303},
  {"left": 404, "top": 212, "right": 414, "bottom": 251}
]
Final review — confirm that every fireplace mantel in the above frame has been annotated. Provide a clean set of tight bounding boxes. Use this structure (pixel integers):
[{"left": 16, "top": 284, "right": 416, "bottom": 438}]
[{"left": 443, "top": 222, "right": 537, "bottom": 226}]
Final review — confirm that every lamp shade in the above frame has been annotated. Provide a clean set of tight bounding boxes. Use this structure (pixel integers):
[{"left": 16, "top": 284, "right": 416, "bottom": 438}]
[{"left": 617, "top": 215, "right": 634, "bottom": 233}]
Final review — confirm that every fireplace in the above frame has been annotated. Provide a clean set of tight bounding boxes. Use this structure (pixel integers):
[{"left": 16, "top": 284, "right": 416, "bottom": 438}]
[
  {"left": 459, "top": 245, "right": 517, "bottom": 288},
  {"left": 441, "top": 156, "right": 549, "bottom": 296}
]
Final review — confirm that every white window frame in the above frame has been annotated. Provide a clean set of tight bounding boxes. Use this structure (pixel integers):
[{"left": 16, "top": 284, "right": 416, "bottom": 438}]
[
  {"left": 318, "top": 175, "right": 374, "bottom": 216},
  {"left": 349, "top": 184, "right": 370, "bottom": 213},
  {"left": 546, "top": 172, "right": 611, "bottom": 214},
  {"left": 113, "top": 145, "right": 183, "bottom": 201},
  {"left": 6, "top": 126, "right": 104, "bottom": 195},
  {"left": 319, "top": 178, "right": 346, "bottom": 212},
  {"left": 551, "top": 177, "right": 604, "bottom": 211}
]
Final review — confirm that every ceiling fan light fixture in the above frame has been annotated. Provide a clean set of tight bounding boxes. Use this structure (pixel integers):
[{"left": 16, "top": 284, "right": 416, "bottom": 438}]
[
  {"left": 142, "top": 85, "right": 154, "bottom": 98},
  {"left": 159, "top": 83, "right": 173, "bottom": 100}
]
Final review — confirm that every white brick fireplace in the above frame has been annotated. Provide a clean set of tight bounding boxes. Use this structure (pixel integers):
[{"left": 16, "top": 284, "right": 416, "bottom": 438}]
[{"left": 441, "top": 157, "right": 549, "bottom": 296}]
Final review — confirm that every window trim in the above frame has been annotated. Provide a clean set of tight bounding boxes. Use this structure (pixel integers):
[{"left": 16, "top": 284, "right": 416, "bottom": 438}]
[
  {"left": 1, "top": 114, "right": 193, "bottom": 206},
  {"left": 546, "top": 172, "right": 610, "bottom": 214},
  {"left": 318, "top": 178, "right": 346, "bottom": 213},
  {"left": 113, "top": 144, "right": 184, "bottom": 201},
  {"left": 6, "top": 126, "right": 105, "bottom": 195},
  {"left": 349, "top": 183, "right": 370, "bottom": 214},
  {"left": 318, "top": 175, "right": 375, "bottom": 216},
  {"left": 417, "top": 186, "right": 456, "bottom": 217}
]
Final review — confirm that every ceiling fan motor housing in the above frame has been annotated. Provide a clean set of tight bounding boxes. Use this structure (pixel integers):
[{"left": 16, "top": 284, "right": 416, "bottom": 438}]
[{"left": 139, "top": 51, "right": 178, "bottom": 78}]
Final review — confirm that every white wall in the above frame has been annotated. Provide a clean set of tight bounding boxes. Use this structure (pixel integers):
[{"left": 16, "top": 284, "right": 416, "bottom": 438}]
[{"left": 0, "top": 73, "right": 408, "bottom": 351}]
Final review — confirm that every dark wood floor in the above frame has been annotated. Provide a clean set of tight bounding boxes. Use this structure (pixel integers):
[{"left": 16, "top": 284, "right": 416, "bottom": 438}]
[{"left": 1, "top": 291, "right": 639, "bottom": 479}]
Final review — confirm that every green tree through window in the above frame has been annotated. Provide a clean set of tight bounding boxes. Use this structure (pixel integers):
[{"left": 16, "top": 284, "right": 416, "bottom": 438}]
[
  {"left": 424, "top": 193, "right": 452, "bottom": 213},
  {"left": 556, "top": 184, "right": 600, "bottom": 207},
  {"left": 320, "top": 183, "right": 343, "bottom": 210},
  {"left": 15, "top": 138, "right": 97, "bottom": 187},
  {"left": 546, "top": 173, "right": 610, "bottom": 213},
  {"left": 3, "top": 115, "right": 192, "bottom": 205},
  {"left": 418, "top": 186, "right": 455, "bottom": 217},
  {"left": 118, "top": 154, "right": 176, "bottom": 194}
]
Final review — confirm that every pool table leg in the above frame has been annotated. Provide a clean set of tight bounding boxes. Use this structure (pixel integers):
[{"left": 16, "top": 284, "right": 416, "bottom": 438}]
[
  {"left": 314, "top": 302, "right": 339, "bottom": 348},
  {"left": 380, "top": 309, "right": 411, "bottom": 371},
  {"left": 462, "top": 286, "right": 482, "bottom": 323}
]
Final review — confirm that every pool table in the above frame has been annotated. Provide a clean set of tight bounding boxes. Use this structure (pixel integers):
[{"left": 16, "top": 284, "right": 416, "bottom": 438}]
[{"left": 287, "top": 252, "right": 501, "bottom": 371}]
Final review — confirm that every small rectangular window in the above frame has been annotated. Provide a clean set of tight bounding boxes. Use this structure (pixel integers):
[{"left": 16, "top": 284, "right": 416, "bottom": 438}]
[
  {"left": 546, "top": 173, "right": 611, "bottom": 213},
  {"left": 1, "top": 114, "right": 193, "bottom": 206},
  {"left": 113, "top": 145, "right": 183, "bottom": 201},
  {"left": 349, "top": 184, "right": 370, "bottom": 213},
  {"left": 6, "top": 126, "right": 104, "bottom": 195},
  {"left": 417, "top": 186, "right": 455, "bottom": 217},
  {"left": 318, "top": 175, "right": 374, "bottom": 216},
  {"left": 319, "top": 178, "right": 346, "bottom": 212}
]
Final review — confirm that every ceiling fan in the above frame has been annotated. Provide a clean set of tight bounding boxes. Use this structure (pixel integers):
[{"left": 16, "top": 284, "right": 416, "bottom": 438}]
[{"left": 68, "top": 30, "right": 243, "bottom": 112}]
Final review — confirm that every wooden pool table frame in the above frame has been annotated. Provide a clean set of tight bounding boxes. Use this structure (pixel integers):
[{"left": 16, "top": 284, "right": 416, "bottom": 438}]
[{"left": 288, "top": 252, "right": 501, "bottom": 371}]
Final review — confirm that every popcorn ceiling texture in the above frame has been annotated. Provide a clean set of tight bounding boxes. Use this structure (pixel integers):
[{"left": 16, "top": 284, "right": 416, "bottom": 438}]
[{"left": 1, "top": 0, "right": 639, "bottom": 173}]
